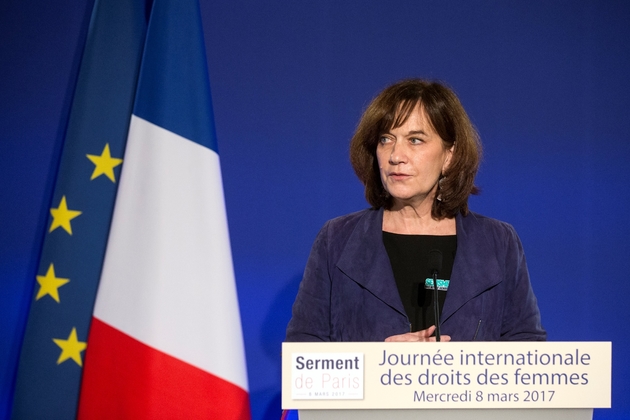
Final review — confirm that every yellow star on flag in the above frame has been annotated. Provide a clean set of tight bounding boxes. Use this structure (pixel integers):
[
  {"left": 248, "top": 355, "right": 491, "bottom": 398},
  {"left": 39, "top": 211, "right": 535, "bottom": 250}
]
[
  {"left": 35, "top": 264, "right": 69, "bottom": 303},
  {"left": 49, "top": 196, "right": 82, "bottom": 235},
  {"left": 53, "top": 327, "right": 87, "bottom": 367},
  {"left": 86, "top": 143, "right": 123, "bottom": 182}
]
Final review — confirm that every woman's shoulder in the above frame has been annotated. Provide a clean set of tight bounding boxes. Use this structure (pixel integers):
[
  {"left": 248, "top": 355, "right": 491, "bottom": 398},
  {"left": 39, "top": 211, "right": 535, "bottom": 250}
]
[
  {"left": 463, "top": 211, "right": 514, "bottom": 228},
  {"left": 316, "top": 208, "right": 381, "bottom": 249},
  {"left": 459, "top": 211, "right": 522, "bottom": 245},
  {"left": 325, "top": 207, "right": 379, "bottom": 229}
]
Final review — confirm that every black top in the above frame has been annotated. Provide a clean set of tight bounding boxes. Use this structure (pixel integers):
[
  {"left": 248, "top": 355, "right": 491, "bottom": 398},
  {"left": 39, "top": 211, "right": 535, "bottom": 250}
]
[{"left": 382, "top": 232, "right": 457, "bottom": 332}]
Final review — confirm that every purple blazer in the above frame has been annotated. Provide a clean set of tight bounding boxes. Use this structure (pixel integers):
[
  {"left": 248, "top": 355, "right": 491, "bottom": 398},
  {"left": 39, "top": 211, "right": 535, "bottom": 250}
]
[{"left": 286, "top": 208, "right": 546, "bottom": 342}]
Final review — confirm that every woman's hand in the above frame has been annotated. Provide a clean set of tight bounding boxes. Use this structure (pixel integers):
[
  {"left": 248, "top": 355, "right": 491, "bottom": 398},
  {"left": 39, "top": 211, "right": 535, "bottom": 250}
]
[{"left": 384, "top": 325, "right": 451, "bottom": 342}]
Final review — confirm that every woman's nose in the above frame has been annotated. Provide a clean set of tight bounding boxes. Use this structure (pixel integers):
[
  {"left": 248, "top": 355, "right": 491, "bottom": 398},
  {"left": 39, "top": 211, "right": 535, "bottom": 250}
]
[{"left": 389, "top": 141, "right": 407, "bottom": 164}]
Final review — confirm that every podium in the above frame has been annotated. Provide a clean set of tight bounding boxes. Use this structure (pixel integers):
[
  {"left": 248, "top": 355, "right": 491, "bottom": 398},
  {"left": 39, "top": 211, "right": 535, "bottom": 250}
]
[{"left": 282, "top": 342, "right": 610, "bottom": 420}]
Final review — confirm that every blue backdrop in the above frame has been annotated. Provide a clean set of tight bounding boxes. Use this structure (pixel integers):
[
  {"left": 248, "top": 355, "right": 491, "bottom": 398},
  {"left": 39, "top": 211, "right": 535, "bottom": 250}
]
[{"left": 1, "top": 1, "right": 629, "bottom": 419}]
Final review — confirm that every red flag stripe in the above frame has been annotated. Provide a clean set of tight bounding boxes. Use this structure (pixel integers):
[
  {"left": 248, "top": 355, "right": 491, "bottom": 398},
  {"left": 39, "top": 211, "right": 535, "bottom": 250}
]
[{"left": 79, "top": 317, "right": 250, "bottom": 420}]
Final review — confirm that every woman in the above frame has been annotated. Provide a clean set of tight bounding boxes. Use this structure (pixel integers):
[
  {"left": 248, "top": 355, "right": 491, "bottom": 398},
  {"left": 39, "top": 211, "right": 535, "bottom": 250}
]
[{"left": 286, "top": 79, "right": 545, "bottom": 342}]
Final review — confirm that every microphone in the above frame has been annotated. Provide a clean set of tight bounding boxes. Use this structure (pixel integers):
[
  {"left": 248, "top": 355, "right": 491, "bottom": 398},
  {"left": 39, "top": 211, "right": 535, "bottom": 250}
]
[{"left": 428, "top": 249, "right": 443, "bottom": 342}]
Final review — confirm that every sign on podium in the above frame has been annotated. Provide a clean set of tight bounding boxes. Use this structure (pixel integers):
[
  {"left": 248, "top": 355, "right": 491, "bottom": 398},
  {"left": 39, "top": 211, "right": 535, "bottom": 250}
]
[{"left": 282, "top": 341, "right": 610, "bottom": 420}]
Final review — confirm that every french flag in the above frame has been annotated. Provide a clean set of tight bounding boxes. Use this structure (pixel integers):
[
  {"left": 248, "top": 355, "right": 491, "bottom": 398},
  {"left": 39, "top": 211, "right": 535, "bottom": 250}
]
[{"left": 78, "top": 0, "right": 250, "bottom": 418}]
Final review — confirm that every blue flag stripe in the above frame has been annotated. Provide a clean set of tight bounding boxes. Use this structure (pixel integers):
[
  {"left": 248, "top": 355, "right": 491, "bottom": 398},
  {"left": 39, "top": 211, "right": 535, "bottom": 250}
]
[{"left": 133, "top": 0, "right": 218, "bottom": 152}]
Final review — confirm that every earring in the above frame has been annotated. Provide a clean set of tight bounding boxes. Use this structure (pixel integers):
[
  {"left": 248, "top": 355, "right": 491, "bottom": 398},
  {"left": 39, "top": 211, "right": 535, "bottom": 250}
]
[{"left": 437, "top": 177, "right": 446, "bottom": 202}]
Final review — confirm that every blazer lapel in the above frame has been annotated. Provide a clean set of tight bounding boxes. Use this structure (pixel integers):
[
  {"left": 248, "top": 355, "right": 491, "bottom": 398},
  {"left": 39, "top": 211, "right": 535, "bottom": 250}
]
[
  {"left": 336, "top": 208, "right": 407, "bottom": 317},
  {"left": 441, "top": 212, "right": 503, "bottom": 323}
]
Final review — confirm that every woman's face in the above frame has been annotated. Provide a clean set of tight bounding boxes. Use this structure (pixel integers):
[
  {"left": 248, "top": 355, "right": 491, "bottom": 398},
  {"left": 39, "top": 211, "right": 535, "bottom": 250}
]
[{"left": 376, "top": 105, "right": 452, "bottom": 208}]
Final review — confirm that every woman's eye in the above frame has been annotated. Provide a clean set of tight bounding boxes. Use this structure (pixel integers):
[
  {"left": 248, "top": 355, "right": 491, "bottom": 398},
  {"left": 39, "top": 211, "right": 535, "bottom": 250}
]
[
  {"left": 410, "top": 137, "right": 423, "bottom": 144},
  {"left": 379, "top": 136, "right": 391, "bottom": 144}
]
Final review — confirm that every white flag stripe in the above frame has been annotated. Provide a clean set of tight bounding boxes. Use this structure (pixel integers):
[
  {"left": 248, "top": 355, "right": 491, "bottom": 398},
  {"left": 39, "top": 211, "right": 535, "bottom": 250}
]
[{"left": 94, "top": 115, "right": 248, "bottom": 390}]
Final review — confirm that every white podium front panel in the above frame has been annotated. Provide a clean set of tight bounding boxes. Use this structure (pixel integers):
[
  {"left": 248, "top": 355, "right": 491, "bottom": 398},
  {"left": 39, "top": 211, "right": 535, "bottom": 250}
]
[
  {"left": 299, "top": 408, "right": 593, "bottom": 420},
  {"left": 282, "top": 341, "right": 611, "bottom": 410}
]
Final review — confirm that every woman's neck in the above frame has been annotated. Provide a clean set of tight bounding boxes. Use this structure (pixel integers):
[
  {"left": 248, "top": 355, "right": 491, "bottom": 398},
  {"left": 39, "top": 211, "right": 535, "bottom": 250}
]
[{"left": 382, "top": 205, "right": 456, "bottom": 235}]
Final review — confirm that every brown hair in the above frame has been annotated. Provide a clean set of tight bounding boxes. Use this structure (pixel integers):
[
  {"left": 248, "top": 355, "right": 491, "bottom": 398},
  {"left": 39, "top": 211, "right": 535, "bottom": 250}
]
[{"left": 349, "top": 79, "right": 481, "bottom": 218}]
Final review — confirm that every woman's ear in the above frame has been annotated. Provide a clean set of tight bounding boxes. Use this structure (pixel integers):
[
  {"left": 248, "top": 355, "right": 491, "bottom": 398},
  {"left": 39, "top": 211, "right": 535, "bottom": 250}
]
[{"left": 442, "top": 143, "right": 454, "bottom": 173}]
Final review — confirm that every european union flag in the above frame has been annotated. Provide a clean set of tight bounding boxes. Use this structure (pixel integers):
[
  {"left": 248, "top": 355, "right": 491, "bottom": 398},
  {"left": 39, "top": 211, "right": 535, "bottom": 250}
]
[{"left": 11, "top": 0, "right": 149, "bottom": 417}]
